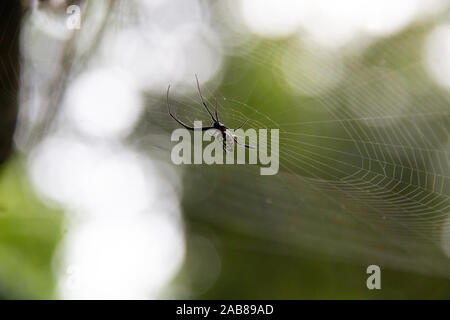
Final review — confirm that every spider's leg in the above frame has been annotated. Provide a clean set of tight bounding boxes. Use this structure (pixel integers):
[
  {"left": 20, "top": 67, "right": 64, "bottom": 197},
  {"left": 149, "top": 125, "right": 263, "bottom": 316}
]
[
  {"left": 234, "top": 136, "right": 255, "bottom": 149},
  {"left": 195, "top": 74, "right": 217, "bottom": 122},
  {"left": 166, "top": 85, "right": 214, "bottom": 131},
  {"left": 233, "top": 119, "right": 249, "bottom": 131},
  {"left": 222, "top": 132, "right": 227, "bottom": 151}
]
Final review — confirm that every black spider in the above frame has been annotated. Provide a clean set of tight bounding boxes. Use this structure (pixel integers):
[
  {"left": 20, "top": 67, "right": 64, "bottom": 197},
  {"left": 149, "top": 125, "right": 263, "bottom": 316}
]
[{"left": 166, "top": 75, "right": 253, "bottom": 151}]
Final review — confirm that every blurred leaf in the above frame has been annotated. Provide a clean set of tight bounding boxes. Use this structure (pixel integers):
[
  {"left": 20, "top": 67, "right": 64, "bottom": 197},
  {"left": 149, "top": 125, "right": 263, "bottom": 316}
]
[{"left": 0, "top": 158, "right": 63, "bottom": 299}]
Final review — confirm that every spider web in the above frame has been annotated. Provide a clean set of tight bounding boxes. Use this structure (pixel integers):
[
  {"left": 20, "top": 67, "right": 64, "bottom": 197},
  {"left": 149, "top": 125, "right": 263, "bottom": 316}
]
[{"left": 152, "top": 30, "right": 450, "bottom": 278}]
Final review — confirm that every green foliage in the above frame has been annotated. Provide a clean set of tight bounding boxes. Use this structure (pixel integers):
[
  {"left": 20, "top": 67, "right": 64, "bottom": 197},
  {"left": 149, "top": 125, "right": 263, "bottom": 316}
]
[{"left": 0, "top": 158, "right": 63, "bottom": 299}]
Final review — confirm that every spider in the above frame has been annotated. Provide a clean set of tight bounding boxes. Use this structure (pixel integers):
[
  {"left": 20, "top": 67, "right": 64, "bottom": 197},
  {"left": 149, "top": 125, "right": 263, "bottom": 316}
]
[{"left": 166, "top": 75, "right": 253, "bottom": 152}]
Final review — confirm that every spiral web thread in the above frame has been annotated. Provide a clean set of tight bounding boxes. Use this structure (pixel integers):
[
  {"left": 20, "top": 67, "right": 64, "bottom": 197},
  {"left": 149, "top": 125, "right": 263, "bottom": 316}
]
[{"left": 161, "top": 40, "right": 450, "bottom": 277}]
